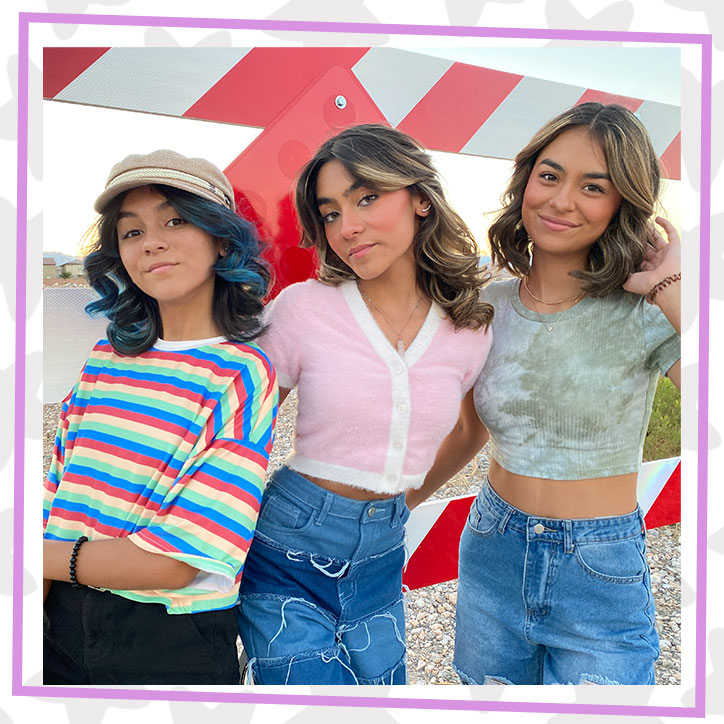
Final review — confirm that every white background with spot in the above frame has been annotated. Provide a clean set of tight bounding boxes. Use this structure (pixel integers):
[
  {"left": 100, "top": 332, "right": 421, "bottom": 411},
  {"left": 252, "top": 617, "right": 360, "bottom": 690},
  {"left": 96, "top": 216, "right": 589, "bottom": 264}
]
[{"left": 1, "top": 0, "right": 721, "bottom": 723}]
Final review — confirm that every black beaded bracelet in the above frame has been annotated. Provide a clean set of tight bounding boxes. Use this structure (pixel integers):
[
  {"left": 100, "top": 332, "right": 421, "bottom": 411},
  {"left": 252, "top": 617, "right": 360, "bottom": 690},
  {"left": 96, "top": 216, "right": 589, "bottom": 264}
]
[{"left": 69, "top": 535, "right": 88, "bottom": 588}]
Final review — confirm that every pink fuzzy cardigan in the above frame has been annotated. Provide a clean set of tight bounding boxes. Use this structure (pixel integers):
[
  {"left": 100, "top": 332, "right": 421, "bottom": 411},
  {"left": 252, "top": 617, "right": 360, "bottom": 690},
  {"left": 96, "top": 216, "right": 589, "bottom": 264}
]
[{"left": 257, "top": 279, "right": 492, "bottom": 494}]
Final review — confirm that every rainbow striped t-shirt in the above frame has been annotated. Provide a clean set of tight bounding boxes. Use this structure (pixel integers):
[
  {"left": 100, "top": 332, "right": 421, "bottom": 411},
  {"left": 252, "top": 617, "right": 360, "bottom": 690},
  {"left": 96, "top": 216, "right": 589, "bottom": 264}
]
[{"left": 43, "top": 337, "right": 278, "bottom": 614}]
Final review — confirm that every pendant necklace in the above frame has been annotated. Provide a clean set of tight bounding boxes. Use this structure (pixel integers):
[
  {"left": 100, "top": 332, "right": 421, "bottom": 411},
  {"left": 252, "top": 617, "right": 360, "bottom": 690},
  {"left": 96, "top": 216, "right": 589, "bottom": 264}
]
[
  {"left": 358, "top": 282, "right": 424, "bottom": 355},
  {"left": 538, "top": 301, "right": 584, "bottom": 333},
  {"left": 521, "top": 278, "right": 585, "bottom": 332}
]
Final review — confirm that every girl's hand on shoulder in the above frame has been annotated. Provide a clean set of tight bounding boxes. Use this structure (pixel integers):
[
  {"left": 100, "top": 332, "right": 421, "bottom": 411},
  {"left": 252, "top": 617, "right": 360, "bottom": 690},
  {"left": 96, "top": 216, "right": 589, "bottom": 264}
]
[{"left": 623, "top": 216, "right": 681, "bottom": 296}]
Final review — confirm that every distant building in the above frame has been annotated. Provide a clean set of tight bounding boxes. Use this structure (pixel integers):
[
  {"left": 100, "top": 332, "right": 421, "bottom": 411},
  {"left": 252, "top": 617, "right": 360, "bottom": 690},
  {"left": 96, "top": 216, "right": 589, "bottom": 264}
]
[
  {"left": 59, "top": 261, "right": 83, "bottom": 278},
  {"left": 43, "top": 257, "right": 57, "bottom": 279},
  {"left": 44, "top": 252, "right": 84, "bottom": 280}
]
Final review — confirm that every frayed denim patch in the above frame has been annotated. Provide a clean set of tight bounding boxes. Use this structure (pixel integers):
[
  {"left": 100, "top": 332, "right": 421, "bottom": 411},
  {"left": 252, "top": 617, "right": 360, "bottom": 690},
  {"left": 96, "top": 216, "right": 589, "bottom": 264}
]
[
  {"left": 237, "top": 467, "right": 409, "bottom": 685},
  {"left": 576, "top": 673, "right": 622, "bottom": 685},
  {"left": 244, "top": 643, "right": 406, "bottom": 686}
]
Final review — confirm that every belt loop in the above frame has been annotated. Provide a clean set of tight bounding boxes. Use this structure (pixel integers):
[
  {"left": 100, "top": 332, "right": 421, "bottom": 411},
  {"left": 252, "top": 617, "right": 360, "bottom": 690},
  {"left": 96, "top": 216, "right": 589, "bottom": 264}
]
[
  {"left": 639, "top": 508, "right": 647, "bottom": 538},
  {"left": 498, "top": 506, "right": 513, "bottom": 534},
  {"left": 391, "top": 495, "right": 403, "bottom": 529},
  {"left": 315, "top": 492, "right": 333, "bottom": 526},
  {"left": 563, "top": 520, "right": 574, "bottom": 554}
]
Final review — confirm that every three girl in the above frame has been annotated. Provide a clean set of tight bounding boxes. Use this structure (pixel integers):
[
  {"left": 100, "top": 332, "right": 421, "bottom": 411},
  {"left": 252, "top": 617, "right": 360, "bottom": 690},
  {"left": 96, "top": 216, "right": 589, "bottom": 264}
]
[
  {"left": 44, "top": 101, "right": 681, "bottom": 687},
  {"left": 43, "top": 150, "right": 277, "bottom": 684}
]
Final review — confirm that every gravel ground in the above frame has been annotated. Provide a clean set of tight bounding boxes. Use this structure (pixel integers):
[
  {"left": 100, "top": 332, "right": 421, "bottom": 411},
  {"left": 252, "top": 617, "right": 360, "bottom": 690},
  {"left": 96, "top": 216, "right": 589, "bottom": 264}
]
[{"left": 43, "top": 389, "right": 680, "bottom": 685}]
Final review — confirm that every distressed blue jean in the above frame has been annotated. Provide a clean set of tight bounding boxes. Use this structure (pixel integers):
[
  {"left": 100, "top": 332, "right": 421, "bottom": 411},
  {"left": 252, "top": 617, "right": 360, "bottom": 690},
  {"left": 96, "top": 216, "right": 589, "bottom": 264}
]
[
  {"left": 454, "top": 478, "right": 660, "bottom": 685},
  {"left": 237, "top": 466, "right": 409, "bottom": 685}
]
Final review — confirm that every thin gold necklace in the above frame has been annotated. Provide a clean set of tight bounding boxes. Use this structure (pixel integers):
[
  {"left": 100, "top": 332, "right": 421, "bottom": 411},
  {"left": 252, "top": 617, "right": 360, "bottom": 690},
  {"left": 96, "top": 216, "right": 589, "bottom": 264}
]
[
  {"left": 357, "top": 281, "right": 424, "bottom": 355},
  {"left": 523, "top": 276, "right": 584, "bottom": 305}
]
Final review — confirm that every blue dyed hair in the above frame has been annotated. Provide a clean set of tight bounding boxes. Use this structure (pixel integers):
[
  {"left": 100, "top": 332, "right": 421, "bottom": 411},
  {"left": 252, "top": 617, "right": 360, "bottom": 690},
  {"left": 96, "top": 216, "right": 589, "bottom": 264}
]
[{"left": 84, "top": 184, "right": 270, "bottom": 354}]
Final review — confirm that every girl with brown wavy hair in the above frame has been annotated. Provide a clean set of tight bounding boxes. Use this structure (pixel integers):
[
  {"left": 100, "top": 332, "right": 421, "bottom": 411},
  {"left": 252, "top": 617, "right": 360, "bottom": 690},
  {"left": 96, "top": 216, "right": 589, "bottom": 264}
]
[
  {"left": 413, "top": 102, "right": 681, "bottom": 685},
  {"left": 235, "top": 123, "right": 493, "bottom": 685}
]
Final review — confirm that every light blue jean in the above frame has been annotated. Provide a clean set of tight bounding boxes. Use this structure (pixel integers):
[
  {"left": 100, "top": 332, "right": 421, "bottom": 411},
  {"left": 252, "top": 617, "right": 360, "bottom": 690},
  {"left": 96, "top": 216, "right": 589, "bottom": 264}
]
[
  {"left": 454, "top": 478, "right": 660, "bottom": 685},
  {"left": 237, "top": 466, "right": 409, "bottom": 685}
]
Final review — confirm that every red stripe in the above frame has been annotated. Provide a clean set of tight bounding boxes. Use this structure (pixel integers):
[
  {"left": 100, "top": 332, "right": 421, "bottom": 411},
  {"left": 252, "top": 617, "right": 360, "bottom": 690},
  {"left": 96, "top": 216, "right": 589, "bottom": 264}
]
[
  {"left": 84, "top": 404, "right": 194, "bottom": 440},
  {"left": 70, "top": 435, "right": 176, "bottom": 471},
  {"left": 138, "top": 510, "right": 251, "bottom": 552},
  {"left": 49, "top": 508, "right": 134, "bottom": 539},
  {"left": 398, "top": 65, "right": 523, "bottom": 152},
  {"left": 210, "top": 440, "right": 270, "bottom": 470},
  {"left": 185, "top": 47, "right": 370, "bottom": 127},
  {"left": 86, "top": 372, "right": 209, "bottom": 407},
  {"left": 644, "top": 463, "right": 681, "bottom": 529},
  {"left": 576, "top": 89, "right": 644, "bottom": 112},
  {"left": 43, "top": 48, "right": 110, "bottom": 98},
  {"left": 188, "top": 469, "right": 262, "bottom": 507},
  {"left": 62, "top": 469, "right": 157, "bottom": 509},
  {"left": 402, "top": 497, "right": 471, "bottom": 591},
  {"left": 659, "top": 131, "right": 681, "bottom": 180}
]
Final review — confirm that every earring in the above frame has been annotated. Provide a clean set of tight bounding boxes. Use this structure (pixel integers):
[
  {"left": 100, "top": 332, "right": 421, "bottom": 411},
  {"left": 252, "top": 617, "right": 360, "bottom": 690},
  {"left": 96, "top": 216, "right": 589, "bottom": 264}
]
[{"left": 420, "top": 204, "right": 432, "bottom": 213}]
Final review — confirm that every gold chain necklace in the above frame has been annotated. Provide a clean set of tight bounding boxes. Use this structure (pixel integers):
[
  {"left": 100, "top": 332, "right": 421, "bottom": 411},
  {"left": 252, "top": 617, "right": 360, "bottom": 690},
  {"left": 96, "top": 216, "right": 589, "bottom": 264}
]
[
  {"left": 523, "top": 276, "right": 584, "bottom": 305},
  {"left": 357, "top": 282, "right": 424, "bottom": 355}
]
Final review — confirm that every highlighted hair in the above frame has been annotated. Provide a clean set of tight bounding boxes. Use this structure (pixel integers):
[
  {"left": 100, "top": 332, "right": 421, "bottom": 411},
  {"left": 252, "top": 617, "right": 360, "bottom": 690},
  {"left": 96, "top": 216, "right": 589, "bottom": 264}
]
[
  {"left": 83, "top": 185, "right": 270, "bottom": 354},
  {"left": 295, "top": 124, "right": 493, "bottom": 330},
  {"left": 488, "top": 102, "right": 662, "bottom": 297}
]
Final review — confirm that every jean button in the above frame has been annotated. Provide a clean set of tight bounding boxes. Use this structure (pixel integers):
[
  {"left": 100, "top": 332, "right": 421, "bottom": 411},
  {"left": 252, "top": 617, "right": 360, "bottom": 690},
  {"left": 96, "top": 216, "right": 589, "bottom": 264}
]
[
  {"left": 368, "top": 507, "right": 377, "bottom": 516},
  {"left": 533, "top": 523, "right": 545, "bottom": 534}
]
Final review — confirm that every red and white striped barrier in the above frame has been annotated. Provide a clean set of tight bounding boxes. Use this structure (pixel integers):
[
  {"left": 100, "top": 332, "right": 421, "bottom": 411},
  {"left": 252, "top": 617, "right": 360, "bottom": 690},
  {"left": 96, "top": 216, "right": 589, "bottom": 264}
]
[
  {"left": 43, "top": 49, "right": 681, "bottom": 590},
  {"left": 43, "top": 47, "right": 682, "bottom": 297},
  {"left": 402, "top": 457, "right": 680, "bottom": 591},
  {"left": 43, "top": 47, "right": 680, "bottom": 178}
]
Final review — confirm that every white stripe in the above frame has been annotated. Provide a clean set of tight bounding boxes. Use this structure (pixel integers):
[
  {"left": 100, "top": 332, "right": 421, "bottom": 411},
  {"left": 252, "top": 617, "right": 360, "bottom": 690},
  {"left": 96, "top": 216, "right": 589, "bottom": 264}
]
[
  {"left": 352, "top": 48, "right": 454, "bottom": 126},
  {"left": 636, "top": 456, "right": 679, "bottom": 516},
  {"left": 56, "top": 48, "right": 251, "bottom": 116},
  {"left": 405, "top": 497, "right": 454, "bottom": 563},
  {"left": 462, "top": 76, "right": 584, "bottom": 158},
  {"left": 634, "top": 100, "right": 681, "bottom": 157}
]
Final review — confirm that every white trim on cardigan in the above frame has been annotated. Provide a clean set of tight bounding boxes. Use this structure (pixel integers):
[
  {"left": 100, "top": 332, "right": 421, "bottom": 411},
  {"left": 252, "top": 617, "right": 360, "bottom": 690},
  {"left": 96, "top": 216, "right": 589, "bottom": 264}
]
[{"left": 340, "top": 281, "right": 441, "bottom": 490}]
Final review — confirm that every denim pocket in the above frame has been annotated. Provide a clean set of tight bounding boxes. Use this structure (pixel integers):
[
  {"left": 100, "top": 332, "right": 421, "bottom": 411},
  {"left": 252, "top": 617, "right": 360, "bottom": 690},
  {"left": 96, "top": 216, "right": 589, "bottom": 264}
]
[
  {"left": 466, "top": 495, "right": 499, "bottom": 537},
  {"left": 574, "top": 535, "right": 647, "bottom": 583},
  {"left": 257, "top": 491, "right": 316, "bottom": 534}
]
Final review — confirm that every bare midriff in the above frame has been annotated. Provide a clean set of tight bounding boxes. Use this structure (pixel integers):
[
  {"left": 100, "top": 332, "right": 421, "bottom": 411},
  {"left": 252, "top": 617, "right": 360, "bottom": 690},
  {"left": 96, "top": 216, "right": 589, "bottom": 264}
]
[
  {"left": 487, "top": 458, "right": 639, "bottom": 519},
  {"left": 305, "top": 474, "right": 399, "bottom": 500}
]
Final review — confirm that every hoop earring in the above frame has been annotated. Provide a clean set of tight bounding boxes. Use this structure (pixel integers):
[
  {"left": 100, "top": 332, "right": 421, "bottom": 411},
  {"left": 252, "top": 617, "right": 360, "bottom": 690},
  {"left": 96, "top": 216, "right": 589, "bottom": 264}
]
[{"left": 420, "top": 204, "right": 432, "bottom": 214}]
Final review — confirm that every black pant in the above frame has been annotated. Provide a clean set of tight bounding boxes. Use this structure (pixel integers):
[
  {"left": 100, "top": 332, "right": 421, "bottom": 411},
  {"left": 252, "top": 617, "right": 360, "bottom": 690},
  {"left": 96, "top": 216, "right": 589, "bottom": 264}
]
[{"left": 43, "top": 582, "right": 241, "bottom": 685}]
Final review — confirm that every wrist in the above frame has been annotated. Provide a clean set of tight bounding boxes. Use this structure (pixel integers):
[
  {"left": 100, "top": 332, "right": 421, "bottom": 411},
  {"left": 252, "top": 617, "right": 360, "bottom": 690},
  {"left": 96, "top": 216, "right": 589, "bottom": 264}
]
[{"left": 645, "top": 273, "right": 681, "bottom": 304}]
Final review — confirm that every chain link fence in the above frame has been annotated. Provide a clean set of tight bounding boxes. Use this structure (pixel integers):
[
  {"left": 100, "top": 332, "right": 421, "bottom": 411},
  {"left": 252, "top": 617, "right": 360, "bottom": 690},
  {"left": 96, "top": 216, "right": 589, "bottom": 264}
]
[{"left": 43, "top": 287, "right": 107, "bottom": 403}]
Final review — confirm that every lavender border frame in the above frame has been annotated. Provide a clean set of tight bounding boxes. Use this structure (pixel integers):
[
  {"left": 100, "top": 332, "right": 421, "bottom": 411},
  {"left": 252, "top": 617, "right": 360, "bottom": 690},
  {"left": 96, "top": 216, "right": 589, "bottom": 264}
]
[{"left": 15, "top": 13, "right": 711, "bottom": 716}]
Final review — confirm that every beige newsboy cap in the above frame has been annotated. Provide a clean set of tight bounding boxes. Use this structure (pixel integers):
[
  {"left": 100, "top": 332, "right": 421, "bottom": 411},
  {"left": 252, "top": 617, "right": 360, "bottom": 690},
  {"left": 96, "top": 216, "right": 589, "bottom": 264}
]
[{"left": 94, "top": 149, "right": 235, "bottom": 213}]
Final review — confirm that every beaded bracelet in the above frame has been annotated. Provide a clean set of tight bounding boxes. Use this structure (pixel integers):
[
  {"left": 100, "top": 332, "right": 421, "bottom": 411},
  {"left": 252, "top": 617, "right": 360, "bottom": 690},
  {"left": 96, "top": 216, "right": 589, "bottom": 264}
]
[
  {"left": 69, "top": 535, "right": 88, "bottom": 588},
  {"left": 645, "top": 273, "right": 681, "bottom": 304}
]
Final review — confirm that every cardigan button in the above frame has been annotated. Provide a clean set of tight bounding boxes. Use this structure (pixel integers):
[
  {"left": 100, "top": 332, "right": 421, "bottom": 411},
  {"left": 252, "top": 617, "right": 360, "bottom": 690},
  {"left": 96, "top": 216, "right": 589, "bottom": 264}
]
[{"left": 397, "top": 403, "right": 408, "bottom": 414}]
